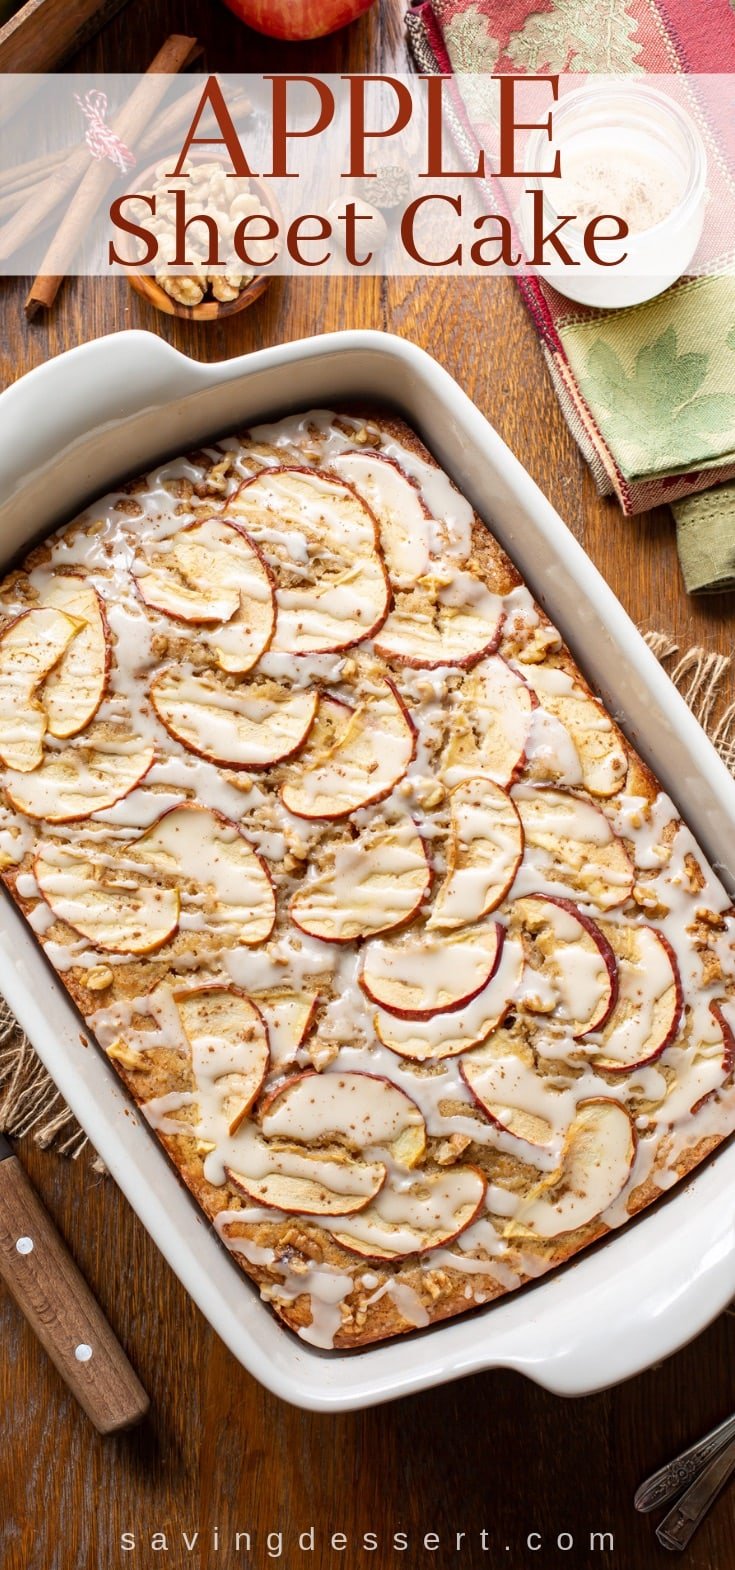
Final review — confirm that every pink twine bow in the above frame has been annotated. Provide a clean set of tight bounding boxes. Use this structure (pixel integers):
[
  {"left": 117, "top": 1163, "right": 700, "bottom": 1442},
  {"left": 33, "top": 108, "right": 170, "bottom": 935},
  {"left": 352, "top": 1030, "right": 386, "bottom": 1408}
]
[{"left": 74, "top": 89, "right": 136, "bottom": 175}]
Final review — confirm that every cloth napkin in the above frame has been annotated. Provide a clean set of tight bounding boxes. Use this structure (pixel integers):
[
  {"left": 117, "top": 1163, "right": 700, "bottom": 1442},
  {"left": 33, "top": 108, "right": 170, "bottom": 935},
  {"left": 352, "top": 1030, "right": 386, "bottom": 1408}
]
[{"left": 406, "top": 0, "right": 735, "bottom": 593}]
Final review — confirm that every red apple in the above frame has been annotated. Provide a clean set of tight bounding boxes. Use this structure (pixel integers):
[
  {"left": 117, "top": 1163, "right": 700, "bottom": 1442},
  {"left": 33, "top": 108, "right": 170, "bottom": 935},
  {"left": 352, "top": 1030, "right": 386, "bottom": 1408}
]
[{"left": 220, "top": 0, "right": 375, "bottom": 40}]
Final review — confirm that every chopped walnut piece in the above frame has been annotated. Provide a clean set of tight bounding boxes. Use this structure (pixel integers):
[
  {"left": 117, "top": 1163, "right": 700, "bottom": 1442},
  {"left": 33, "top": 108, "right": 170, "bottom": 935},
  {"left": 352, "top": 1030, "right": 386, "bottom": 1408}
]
[
  {"left": 159, "top": 275, "right": 206, "bottom": 306},
  {"left": 524, "top": 992, "right": 555, "bottom": 1015},
  {"left": 305, "top": 1036, "right": 340, "bottom": 1071},
  {"left": 105, "top": 1038, "right": 140, "bottom": 1069},
  {"left": 352, "top": 424, "right": 382, "bottom": 446},
  {"left": 632, "top": 882, "right": 669, "bottom": 916},
  {"left": 513, "top": 625, "right": 562, "bottom": 664},
  {"left": 210, "top": 272, "right": 247, "bottom": 303},
  {"left": 684, "top": 852, "right": 705, "bottom": 893},
  {"left": 83, "top": 965, "right": 114, "bottom": 992},
  {"left": 434, "top": 1133, "right": 473, "bottom": 1167},
  {"left": 113, "top": 498, "right": 144, "bottom": 518}
]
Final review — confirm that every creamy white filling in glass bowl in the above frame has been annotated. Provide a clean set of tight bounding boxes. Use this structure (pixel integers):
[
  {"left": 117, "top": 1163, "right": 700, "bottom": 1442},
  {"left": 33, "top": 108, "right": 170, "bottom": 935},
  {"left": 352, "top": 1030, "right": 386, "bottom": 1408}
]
[{"left": 522, "top": 81, "right": 708, "bottom": 309}]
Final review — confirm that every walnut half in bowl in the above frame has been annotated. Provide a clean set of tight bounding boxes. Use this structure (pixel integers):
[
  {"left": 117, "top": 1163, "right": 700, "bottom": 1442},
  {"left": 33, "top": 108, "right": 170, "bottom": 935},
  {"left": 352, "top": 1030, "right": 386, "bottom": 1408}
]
[{"left": 127, "top": 156, "right": 282, "bottom": 322}]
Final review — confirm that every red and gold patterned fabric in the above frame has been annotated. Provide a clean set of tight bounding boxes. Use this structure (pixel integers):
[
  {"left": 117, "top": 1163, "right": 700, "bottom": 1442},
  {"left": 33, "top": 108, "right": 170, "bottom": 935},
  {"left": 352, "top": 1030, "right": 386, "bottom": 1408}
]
[{"left": 407, "top": 0, "right": 735, "bottom": 589}]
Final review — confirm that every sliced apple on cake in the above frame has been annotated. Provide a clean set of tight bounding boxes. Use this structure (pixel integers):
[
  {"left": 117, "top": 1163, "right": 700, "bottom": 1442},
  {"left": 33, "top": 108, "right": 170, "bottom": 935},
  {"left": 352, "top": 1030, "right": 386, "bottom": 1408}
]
[
  {"left": 40, "top": 577, "right": 110, "bottom": 739},
  {"left": 326, "top": 1166, "right": 487, "bottom": 1259},
  {"left": 360, "top": 920, "right": 503, "bottom": 1020},
  {"left": 514, "top": 788, "right": 635, "bottom": 910},
  {"left": 589, "top": 924, "right": 682, "bottom": 1071},
  {"left": 0, "top": 606, "right": 82, "bottom": 772},
  {"left": 260, "top": 1070, "right": 426, "bottom": 1168},
  {"left": 374, "top": 571, "right": 504, "bottom": 669},
  {"left": 176, "top": 984, "right": 270, "bottom": 1137},
  {"left": 442, "top": 656, "right": 535, "bottom": 788},
  {"left": 290, "top": 812, "right": 430, "bottom": 942},
  {"left": 150, "top": 667, "right": 318, "bottom": 769},
  {"left": 512, "top": 894, "right": 617, "bottom": 1039},
  {"left": 133, "top": 804, "right": 275, "bottom": 947},
  {"left": 504, "top": 1098, "right": 636, "bottom": 1239},
  {"left": 34, "top": 838, "right": 180, "bottom": 955},
  {"left": 427, "top": 778, "right": 523, "bottom": 931},
  {"left": 329, "top": 449, "right": 441, "bottom": 587},
  {"left": 227, "top": 1139, "right": 387, "bottom": 1216},
  {"left": 133, "top": 516, "right": 276, "bottom": 674},
  {"left": 520, "top": 663, "right": 628, "bottom": 798},
  {"left": 6, "top": 731, "right": 154, "bottom": 822},
  {"left": 462, "top": 1031, "right": 559, "bottom": 1149},
  {"left": 230, "top": 467, "right": 390, "bottom": 654},
  {"left": 281, "top": 677, "right": 415, "bottom": 819},
  {"left": 373, "top": 937, "right": 523, "bottom": 1062}
]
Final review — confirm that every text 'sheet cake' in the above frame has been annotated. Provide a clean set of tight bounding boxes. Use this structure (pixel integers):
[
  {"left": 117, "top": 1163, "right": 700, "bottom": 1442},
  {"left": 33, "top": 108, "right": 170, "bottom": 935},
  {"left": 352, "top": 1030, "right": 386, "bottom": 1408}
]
[{"left": 0, "top": 407, "right": 733, "bottom": 1349}]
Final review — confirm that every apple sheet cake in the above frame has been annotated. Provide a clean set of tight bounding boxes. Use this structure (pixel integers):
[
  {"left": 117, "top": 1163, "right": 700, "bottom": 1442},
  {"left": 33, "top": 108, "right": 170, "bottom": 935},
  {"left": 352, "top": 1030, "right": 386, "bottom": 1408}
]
[{"left": 1, "top": 409, "right": 734, "bottom": 1350}]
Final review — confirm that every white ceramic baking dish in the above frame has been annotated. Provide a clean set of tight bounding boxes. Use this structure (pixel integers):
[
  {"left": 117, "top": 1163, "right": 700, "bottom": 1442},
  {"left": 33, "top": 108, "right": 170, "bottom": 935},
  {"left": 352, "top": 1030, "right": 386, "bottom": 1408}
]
[{"left": 1, "top": 328, "right": 734, "bottom": 1413}]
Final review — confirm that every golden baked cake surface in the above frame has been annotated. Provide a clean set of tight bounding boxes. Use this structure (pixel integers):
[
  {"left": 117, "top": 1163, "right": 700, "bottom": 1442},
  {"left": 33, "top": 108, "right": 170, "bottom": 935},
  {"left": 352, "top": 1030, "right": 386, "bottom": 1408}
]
[{"left": 1, "top": 408, "right": 734, "bottom": 1349}]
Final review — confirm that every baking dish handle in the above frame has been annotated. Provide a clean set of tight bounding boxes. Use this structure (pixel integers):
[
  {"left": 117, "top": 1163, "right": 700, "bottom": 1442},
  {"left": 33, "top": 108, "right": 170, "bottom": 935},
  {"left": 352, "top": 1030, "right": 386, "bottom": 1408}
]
[{"left": 0, "top": 331, "right": 201, "bottom": 503}]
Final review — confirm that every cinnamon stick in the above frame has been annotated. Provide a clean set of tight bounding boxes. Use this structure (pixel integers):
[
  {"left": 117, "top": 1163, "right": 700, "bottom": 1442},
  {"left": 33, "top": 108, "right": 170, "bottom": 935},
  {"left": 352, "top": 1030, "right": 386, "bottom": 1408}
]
[
  {"left": 138, "top": 82, "right": 251, "bottom": 157},
  {"left": 0, "top": 148, "right": 69, "bottom": 199},
  {"left": 0, "top": 139, "right": 93, "bottom": 262},
  {"left": 19, "top": 33, "right": 197, "bottom": 309},
  {"left": 0, "top": 172, "right": 57, "bottom": 220}
]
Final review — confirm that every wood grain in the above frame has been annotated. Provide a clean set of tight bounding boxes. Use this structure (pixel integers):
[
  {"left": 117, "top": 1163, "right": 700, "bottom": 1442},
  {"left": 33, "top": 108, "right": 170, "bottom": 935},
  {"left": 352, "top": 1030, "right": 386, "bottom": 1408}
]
[
  {"left": 1, "top": 2, "right": 735, "bottom": 1567},
  {"left": 0, "top": 1149, "right": 149, "bottom": 1433},
  {"left": 0, "top": 0, "right": 130, "bottom": 72}
]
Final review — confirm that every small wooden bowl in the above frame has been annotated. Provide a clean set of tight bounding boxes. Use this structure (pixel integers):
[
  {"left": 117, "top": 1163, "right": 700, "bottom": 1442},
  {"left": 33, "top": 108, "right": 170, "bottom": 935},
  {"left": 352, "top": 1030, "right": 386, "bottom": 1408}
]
[{"left": 128, "top": 170, "right": 281, "bottom": 323}]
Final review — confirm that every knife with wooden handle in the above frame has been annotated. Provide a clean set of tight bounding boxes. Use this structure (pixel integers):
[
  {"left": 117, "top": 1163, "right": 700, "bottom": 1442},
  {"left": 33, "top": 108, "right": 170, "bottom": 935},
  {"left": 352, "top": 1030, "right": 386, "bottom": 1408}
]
[{"left": 0, "top": 1132, "right": 149, "bottom": 1433}]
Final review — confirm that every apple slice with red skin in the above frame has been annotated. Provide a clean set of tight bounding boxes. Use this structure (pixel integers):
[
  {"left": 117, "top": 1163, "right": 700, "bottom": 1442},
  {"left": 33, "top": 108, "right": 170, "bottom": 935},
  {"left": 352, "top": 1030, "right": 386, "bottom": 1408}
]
[
  {"left": 6, "top": 733, "right": 154, "bottom": 823},
  {"left": 290, "top": 813, "right": 431, "bottom": 943},
  {"left": 514, "top": 787, "right": 635, "bottom": 910},
  {"left": 520, "top": 663, "right": 628, "bottom": 798},
  {"left": 0, "top": 606, "right": 81, "bottom": 771},
  {"left": 650, "top": 1000, "right": 735, "bottom": 1122},
  {"left": 693, "top": 1002, "right": 735, "bottom": 1112},
  {"left": 427, "top": 779, "right": 523, "bottom": 932},
  {"left": 230, "top": 467, "right": 390, "bottom": 654},
  {"left": 327, "top": 1165, "right": 487, "bottom": 1260},
  {"left": 40, "top": 578, "right": 110, "bottom": 740},
  {"left": 260, "top": 1070, "right": 426, "bottom": 1168},
  {"left": 34, "top": 839, "right": 180, "bottom": 955},
  {"left": 374, "top": 571, "right": 504, "bottom": 670},
  {"left": 253, "top": 991, "right": 319, "bottom": 1070},
  {"left": 227, "top": 1139, "right": 387, "bottom": 1216},
  {"left": 150, "top": 666, "right": 318, "bottom": 770},
  {"left": 373, "top": 936, "right": 523, "bottom": 1062},
  {"left": 461, "top": 1026, "right": 561, "bottom": 1148},
  {"left": 442, "top": 656, "right": 536, "bottom": 788},
  {"left": 281, "top": 677, "right": 415, "bottom": 820},
  {"left": 589, "top": 924, "right": 683, "bottom": 1072},
  {"left": 329, "top": 449, "right": 442, "bottom": 588},
  {"left": 175, "top": 984, "right": 269, "bottom": 1137},
  {"left": 512, "top": 894, "right": 617, "bottom": 1039},
  {"left": 132, "top": 803, "right": 276, "bottom": 947},
  {"left": 360, "top": 920, "right": 503, "bottom": 1021},
  {"left": 133, "top": 516, "right": 276, "bottom": 675},
  {"left": 504, "top": 1098, "right": 636, "bottom": 1240}
]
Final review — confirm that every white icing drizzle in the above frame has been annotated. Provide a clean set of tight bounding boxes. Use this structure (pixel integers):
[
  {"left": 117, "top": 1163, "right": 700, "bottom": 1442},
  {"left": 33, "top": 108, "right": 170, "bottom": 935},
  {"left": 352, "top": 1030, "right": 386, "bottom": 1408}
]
[{"left": 2, "top": 406, "right": 735, "bottom": 1348}]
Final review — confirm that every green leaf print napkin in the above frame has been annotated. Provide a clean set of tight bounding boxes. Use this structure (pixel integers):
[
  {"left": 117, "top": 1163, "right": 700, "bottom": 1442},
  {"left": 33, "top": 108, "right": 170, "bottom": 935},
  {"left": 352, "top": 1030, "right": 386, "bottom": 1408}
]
[{"left": 556, "top": 276, "right": 735, "bottom": 592}]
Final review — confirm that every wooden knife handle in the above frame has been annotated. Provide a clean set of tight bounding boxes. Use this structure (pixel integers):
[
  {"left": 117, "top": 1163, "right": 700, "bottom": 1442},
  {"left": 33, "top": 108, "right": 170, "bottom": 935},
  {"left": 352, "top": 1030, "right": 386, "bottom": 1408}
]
[{"left": 0, "top": 1152, "right": 149, "bottom": 1433}]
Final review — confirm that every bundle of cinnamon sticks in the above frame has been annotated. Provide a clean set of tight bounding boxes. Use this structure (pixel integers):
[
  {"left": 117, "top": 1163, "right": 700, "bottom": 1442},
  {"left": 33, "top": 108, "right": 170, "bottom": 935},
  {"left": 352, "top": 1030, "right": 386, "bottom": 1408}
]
[{"left": 0, "top": 34, "right": 250, "bottom": 319}]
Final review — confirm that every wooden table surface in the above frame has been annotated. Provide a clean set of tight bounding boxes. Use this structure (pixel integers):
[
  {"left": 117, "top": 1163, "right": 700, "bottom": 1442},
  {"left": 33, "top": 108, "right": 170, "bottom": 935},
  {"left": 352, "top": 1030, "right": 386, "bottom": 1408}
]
[{"left": 2, "top": 4, "right": 735, "bottom": 1567}]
